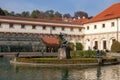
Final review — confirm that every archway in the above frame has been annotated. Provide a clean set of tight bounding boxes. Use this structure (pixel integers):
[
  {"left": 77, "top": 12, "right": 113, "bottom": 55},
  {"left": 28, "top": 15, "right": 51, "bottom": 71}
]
[
  {"left": 93, "top": 38, "right": 98, "bottom": 50},
  {"left": 100, "top": 38, "right": 107, "bottom": 50}
]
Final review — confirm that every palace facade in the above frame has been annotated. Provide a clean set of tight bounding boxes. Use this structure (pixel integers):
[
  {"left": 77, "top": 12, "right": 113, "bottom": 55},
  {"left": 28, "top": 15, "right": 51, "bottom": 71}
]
[{"left": 0, "top": 2, "right": 120, "bottom": 51}]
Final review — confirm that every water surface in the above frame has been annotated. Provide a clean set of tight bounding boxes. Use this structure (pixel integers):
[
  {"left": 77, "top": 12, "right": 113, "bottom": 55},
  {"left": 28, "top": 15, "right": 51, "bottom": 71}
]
[{"left": 0, "top": 57, "right": 120, "bottom": 80}]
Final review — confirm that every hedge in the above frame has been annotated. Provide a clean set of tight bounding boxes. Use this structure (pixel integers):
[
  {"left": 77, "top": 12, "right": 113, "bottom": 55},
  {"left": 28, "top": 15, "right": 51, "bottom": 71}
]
[
  {"left": 71, "top": 50, "right": 106, "bottom": 58},
  {"left": 111, "top": 41, "right": 120, "bottom": 53}
]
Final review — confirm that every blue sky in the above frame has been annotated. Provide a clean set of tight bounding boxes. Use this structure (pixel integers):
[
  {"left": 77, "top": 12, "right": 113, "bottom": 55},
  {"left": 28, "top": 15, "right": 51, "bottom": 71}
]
[{"left": 0, "top": 0, "right": 120, "bottom": 17}]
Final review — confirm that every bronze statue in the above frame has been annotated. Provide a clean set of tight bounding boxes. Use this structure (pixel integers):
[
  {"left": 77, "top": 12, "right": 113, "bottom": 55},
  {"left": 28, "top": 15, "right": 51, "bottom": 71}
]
[{"left": 59, "top": 32, "right": 71, "bottom": 59}]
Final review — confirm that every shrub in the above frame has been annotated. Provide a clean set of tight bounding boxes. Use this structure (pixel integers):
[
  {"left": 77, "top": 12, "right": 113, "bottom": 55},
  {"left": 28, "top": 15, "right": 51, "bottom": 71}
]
[
  {"left": 71, "top": 50, "right": 106, "bottom": 58},
  {"left": 111, "top": 41, "right": 120, "bottom": 53},
  {"left": 76, "top": 42, "right": 83, "bottom": 50},
  {"left": 68, "top": 42, "right": 75, "bottom": 51}
]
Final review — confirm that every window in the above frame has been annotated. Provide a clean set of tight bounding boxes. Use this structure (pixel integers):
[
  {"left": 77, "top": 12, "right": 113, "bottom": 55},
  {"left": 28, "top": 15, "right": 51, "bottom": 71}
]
[
  {"left": 62, "top": 27, "right": 64, "bottom": 31},
  {"left": 87, "top": 26, "right": 89, "bottom": 30},
  {"left": 103, "top": 40, "right": 106, "bottom": 49},
  {"left": 32, "top": 25, "right": 36, "bottom": 29},
  {"left": 94, "top": 41, "right": 98, "bottom": 49},
  {"left": 42, "top": 26, "right": 46, "bottom": 30},
  {"left": 94, "top": 25, "right": 97, "bottom": 29},
  {"left": 70, "top": 28, "right": 73, "bottom": 31},
  {"left": 21, "top": 24, "right": 25, "bottom": 29},
  {"left": 0, "top": 23, "right": 2, "bottom": 28},
  {"left": 9, "top": 24, "right": 14, "bottom": 28},
  {"left": 102, "top": 24, "right": 105, "bottom": 28},
  {"left": 52, "top": 26, "right": 56, "bottom": 30},
  {"left": 111, "top": 22, "right": 115, "bottom": 27},
  {"left": 79, "top": 28, "right": 81, "bottom": 31}
]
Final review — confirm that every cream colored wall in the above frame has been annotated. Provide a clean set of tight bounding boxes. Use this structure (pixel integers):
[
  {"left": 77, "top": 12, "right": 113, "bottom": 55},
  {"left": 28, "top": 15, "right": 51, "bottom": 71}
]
[
  {"left": 0, "top": 23, "right": 83, "bottom": 35},
  {"left": 83, "top": 18, "right": 120, "bottom": 50},
  {"left": 84, "top": 19, "right": 118, "bottom": 35},
  {"left": 0, "top": 19, "right": 84, "bottom": 45}
]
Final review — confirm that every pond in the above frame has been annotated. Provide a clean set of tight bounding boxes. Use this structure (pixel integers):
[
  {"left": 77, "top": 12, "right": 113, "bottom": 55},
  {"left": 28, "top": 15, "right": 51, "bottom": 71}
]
[{"left": 0, "top": 57, "right": 120, "bottom": 80}]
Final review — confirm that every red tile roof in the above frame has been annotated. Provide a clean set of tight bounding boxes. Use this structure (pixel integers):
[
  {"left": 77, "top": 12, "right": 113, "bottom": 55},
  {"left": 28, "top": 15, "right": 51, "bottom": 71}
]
[
  {"left": 41, "top": 37, "right": 59, "bottom": 46},
  {"left": 72, "top": 18, "right": 89, "bottom": 24},
  {"left": 86, "top": 2, "right": 120, "bottom": 23},
  {"left": 0, "top": 16, "right": 83, "bottom": 28}
]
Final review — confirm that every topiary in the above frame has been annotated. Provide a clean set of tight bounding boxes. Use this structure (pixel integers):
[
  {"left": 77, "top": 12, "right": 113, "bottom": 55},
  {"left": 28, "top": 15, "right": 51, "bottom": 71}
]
[
  {"left": 68, "top": 42, "right": 75, "bottom": 51},
  {"left": 76, "top": 42, "right": 83, "bottom": 50},
  {"left": 111, "top": 41, "right": 120, "bottom": 53}
]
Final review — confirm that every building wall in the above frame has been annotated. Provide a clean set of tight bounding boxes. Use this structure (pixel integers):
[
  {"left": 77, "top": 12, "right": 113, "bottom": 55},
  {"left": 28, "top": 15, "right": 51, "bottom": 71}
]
[
  {"left": 0, "top": 18, "right": 84, "bottom": 45},
  {"left": 84, "top": 18, "right": 120, "bottom": 50}
]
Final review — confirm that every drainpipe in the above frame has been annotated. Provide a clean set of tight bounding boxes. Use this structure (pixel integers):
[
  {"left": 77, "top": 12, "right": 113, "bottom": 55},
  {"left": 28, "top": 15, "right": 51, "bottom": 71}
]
[{"left": 117, "top": 18, "right": 119, "bottom": 41}]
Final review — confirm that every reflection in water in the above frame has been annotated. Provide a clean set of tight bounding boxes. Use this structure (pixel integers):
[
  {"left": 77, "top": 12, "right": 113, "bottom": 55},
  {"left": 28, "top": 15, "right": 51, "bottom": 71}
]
[
  {"left": 1, "top": 58, "right": 120, "bottom": 80},
  {"left": 61, "top": 69, "right": 69, "bottom": 80},
  {"left": 97, "top": 65, "right": 102, "bottom": 80}
]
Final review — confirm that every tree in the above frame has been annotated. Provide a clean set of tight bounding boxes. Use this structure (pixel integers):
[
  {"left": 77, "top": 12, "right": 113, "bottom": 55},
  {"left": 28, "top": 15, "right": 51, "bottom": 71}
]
[
  {"left": 76, "top": 43, "right": 83, "bottom": 50},
  {"left": 111, "top": 41, "right": 120, "bottom": 53},
  {"left": 15, "top": 13, "right": 21, "bottom": 17},
  {"left": 0, "top": 8, "right": 5, "bottom": 16},
  {"left": 54, "top": 11, "right": 62, "bottom": 19},
  {"left": 63, "top": 13, "right": 71, "bottom": 18},
  {"left": 45, "top": 10, "right": 54, "bottom": 19},
  {"left": 31, "top": 10, "right": 40, "bottom": 18},
  {"left": 74, "top": 11, "right": 88, "bottom": 19},
  {"left": 9, "top": 11, "right": 15, "bottom": 16},
  {"left": 38, "top": 11, "right": 47, "bottom": 19},
  {"left": 21, "top": 11, "right": 30, "bottom": 17},
  {"left": 3, "top": 10, "right": 9, "bottom": 15}
]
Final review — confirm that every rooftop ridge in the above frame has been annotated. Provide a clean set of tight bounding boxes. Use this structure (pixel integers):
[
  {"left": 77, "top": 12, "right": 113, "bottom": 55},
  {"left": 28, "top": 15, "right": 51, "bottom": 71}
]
[{"left": 86, "top": 2, "right": 120, "bottom": 23}]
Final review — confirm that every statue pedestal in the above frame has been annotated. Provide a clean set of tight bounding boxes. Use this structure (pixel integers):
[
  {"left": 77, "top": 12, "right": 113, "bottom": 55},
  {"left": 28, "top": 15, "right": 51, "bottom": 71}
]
[{"left": 58, "top": 48, "right": 66, "bottom": 59}]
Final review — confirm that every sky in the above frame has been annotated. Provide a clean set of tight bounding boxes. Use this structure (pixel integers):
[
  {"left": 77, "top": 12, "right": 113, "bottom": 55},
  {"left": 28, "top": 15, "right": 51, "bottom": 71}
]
[{"left": 0, "top": 0, "right": 120, "bottom": 17}]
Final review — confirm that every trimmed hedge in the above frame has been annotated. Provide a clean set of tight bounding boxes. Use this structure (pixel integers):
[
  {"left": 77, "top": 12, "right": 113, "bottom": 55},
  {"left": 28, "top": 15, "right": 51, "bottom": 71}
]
[
  {"left": 16, "top": 57, "right": 116, "bottom": 64},
  {"left": 16, "top": 58, "right": 97, "bottom": 64},
  {"left": 111, "top": 41, "right": 120, "bottom": 53},
  {"left": 71, "top": 50, "right": 106, "bottom": 58},
  {"left": 76, "top": 43, "right": 83, "bottom": 50},
  {"left": 68, "top": 42, "right": 75, "bottom": 51}
]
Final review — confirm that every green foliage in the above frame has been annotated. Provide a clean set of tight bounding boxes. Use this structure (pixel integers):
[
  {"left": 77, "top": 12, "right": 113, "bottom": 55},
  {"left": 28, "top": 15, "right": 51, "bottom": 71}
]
[
  {"left": 0, "top": 8, "right": 5, "bottom": 16},
  {"left": 111, "top": 41, "right": 120, "bottom": 52},
  {"left": 71, "top": 50, "right": 106, "bottom": 58},
  {"left": 68, "top": 42, "right": 75, "bottom": 51},
  {"left": 63, "top": 13, "right": 71, "bottom": 18},
  {"left": 76, "top": 42, "right": 83, "bottom": 50},
  {"left": 31, "top": 10, "right": 40, "bottom": 18},
  {"left": 74, "top": 11, "right": 88, "bottom": 18},
  {"left": 17, "top": 57, "right": 97, "bottom": 64}
]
